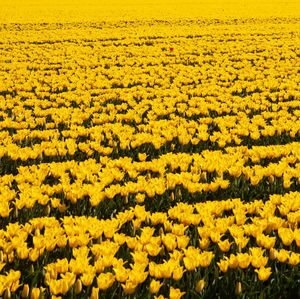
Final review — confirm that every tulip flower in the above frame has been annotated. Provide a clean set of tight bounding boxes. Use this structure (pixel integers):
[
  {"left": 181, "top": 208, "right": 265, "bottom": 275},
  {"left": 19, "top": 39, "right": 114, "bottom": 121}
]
[{"left": 255, "top": 267, "right": 272, "bottom": 281}]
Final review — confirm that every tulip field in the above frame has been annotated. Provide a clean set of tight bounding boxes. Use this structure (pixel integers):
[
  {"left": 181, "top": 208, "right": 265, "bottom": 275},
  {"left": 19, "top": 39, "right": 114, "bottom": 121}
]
[{"left": 0, "top": 0, "right": 299, "bottom": 298}]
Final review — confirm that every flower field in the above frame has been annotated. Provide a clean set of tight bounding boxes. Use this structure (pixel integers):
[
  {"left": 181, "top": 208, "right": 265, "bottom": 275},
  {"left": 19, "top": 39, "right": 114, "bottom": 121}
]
[{"left": 0, "top": 0, "right": 300, "bottom": 298}]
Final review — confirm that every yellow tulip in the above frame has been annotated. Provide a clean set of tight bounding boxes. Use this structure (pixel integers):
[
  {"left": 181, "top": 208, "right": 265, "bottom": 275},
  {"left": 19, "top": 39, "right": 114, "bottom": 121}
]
[
  {"left": 121, "top": 281, "right": 137, "bottom": 295},
  {"left": 90, "top": 287, "right": 99, "bottom": 299},
  {"left": 235, "top": 282, "right": 242, "bottom": 295},
  {"left": 234, "top": 236, "right": 249, "bottom": 249},
  {"left": 96, "top": 272, "right": 115, "bottom": 290},
  {"left": 237, "top": 253, "right": 252, "bottom": 269},
  {"left": 217, "top": 259, "right": 229, "bottom": 273},
  {"left": 276, "top": 249, "right": 290, "bottom": 263},
  {"left": 162, "top": 233, "right": 177, "bottom": 251},
  {"left": 294, "top": 229, "right": 300, "bottom": 247},
  {"left": 183, "top": 256, "right": 197, "bottom": 271},
  {"left": 218, "top": 239, "right": 232, "bottom": 252},
  {"left": 149, "top": 279, "right": 162, "bottom": 294},
  {"left": 195, "top": 279, "right": 205, "bottom": 293},
  {"left": 160, "top": 261, "right": 173, "bottom": 279},
  {"left": 169, "top": 287, "right": 185, "bottom": 299},
  {"left": 135, "top": 193, "right": 145, "bottom": 203},
  {"left": 172, "top": 266, "right": 185, "bottom": 281},
  {"left": 228, "top": 254, "right": 239, "bottom": 269},
  {"left": 278, "top": 227, "right": 294, "bottom": 246},
  {"left": 21, "top": 284, "right": 30, "bottom": 298},
  {"left": 251, "top": 255, "right": 268, "bottom": 268},
  {"left": 199, "top": 238, "right": 210, "bottom": 250},
  {"left": 199, "top": 251, "right": 214, "bottom": 267},
  {"left": 145, "top": 243, "right": 162, "bottom": 257},
  {"left": 114, "top": 266, "right": 129, "bottom": 283},
  {"left": 30, "top": 288, "right": 40, "bottom": 299},
  {"left": 255, "top": 267, "right": 272, "bottom": 281},
  {"left": 176, "top": 235, "right": 190, "bottom": 249},
  {"left": 17, "top": 246, "right": 29, "bottom": 260},
  {"left": 288, "top": 252, "right": 300, "bottom": 266},
  {"left": 138, "top": 153, "right": 147, "bottom": 162},
  {"left": 81, "top": 272, "right": 95, "bottom": 286}
]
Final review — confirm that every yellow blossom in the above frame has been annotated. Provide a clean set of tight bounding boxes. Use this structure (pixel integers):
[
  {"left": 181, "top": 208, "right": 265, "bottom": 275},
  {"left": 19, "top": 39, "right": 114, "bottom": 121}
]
[
  {"left": 217, "top": 259, "right": 229, "bottom": 273},
  {"left": 218, "top": 239, "right": 232, "bottom": 252},
  {"left": 195, "top": 280, "right": 205, "bottom": 293},
  {"left": 90, "top": 287, "right": 99, "bottom": 299},
  {"left": 122, "top": 281, "right": 137, "bottom": 295},
  {"left": 21, "top": 284, "right": 29, "bottom": 298},
  {"left": 172, "top": 266, "right": 185, "bottom": 281},
  {"left": 149, "top": 280, "right": 162, "bottom": 294},
  {"left": 96, "top": 273, "right": 115, "bottom": 290},
  {"left": 235, "top": 282, "right": 242, "bottom": 295},
  {"left": 255, "top": 267, "right": 272, "bottom": 281},
  {"left": 169, "top": 287, "right": 185, "bottom": 299}
]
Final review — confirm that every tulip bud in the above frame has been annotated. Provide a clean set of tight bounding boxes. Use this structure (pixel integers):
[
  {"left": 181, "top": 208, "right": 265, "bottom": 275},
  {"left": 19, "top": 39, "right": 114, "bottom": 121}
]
[
  {"left": 75, "top": 279, "right": 82, "bottom": 294},
  {"left": 195, "top": 279, "right": 205, "bottom": 293},
  {"left": 21, "top": 284, "right": 29, "bottom": 298},
  {"left": 124, "top": 195, "right": 128, "bottom": 204},
  {"left": 170, "top": 192, "right": 174, "bottom": 201},
  {"left": 177, "top": 189, "right": 182, "bottom": 198},
  {"left": 235, "top": 282, "right": 242, "bottom": 295},
  {"left": 14, "top": 208, "right": 18, "bottom": 218},
  {"left": 44, "top": 205, "right": 50, "bottom": 216}
]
